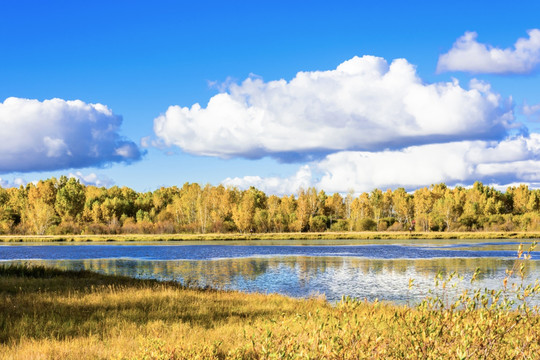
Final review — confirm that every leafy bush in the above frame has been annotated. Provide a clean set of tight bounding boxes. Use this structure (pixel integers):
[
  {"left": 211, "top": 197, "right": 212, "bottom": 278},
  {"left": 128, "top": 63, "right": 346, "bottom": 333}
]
[
  {"left": 330, "top": 219, "right": 349, "bottom": 231},
  {"left": 309, "top": 215, "right": 329, "bottom": 232},
  {"left": 357, "top": 218, "right": 377, "bottom": 231}
]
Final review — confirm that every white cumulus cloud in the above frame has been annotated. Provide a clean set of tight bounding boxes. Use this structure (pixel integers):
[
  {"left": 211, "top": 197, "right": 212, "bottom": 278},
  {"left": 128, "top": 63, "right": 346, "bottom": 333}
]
[
  {"left": 437, "top": 29, "right": 540, "bottom": 74},
  {"left": 68, "top": 172, "right": 114, "bottom": 188},
  {"left": 154, "top": 56, "right": 513, "bottom": 161},
  {"left": 317, "top": 135, "right": 540, "bottom": 193},
  {"left": 223, "top": 165, "right": 312, "bottom": 196},
  {"left": 0, "top": 97, "right": 142, "bottom": 173},
  {"left": 224, "top": 135, "right": 540, "bottom": 194}
]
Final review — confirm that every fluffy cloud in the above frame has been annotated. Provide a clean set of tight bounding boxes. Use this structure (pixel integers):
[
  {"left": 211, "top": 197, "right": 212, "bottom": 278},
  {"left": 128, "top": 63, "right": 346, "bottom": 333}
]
[
  {"left": 154, "top": 56, "right": 513, "bottom": 161},
  {"left": 523, "top": 102, "right": 540, "bottom": 121},
  {"left": 317, "top": 135, "right": 540, "bottom": 193},
  {"left": 224, "top": 135, "right": 540, "bottom": 195},
  {"left": 0, "top": 177, "right": 26, "bottom": 188},
  {"left": 68, "top": 172, "right": 114, "bottom": 188},
  {"left": 0, "top": 97, "right": 142, "bottom": 173},
  {"left": 437, "top": 30, "right": 540, "bottom": 74},
  {"left": 223, "top": 165, "right": 312, "bottom": 196}
]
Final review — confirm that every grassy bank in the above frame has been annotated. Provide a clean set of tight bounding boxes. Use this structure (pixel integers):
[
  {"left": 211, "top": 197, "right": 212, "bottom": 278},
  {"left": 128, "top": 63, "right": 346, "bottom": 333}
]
[
  {"left": 1, "top": 265, "right": 539, "bottom": 359},
  {"left": 2, "top": 230, "right": 540, "bottom": 243}
]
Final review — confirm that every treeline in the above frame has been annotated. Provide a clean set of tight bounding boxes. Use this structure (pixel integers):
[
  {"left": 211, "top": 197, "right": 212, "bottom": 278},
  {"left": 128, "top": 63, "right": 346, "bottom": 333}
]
[{"left": 1, "top": 177, "right": 540, "bottom": 235}]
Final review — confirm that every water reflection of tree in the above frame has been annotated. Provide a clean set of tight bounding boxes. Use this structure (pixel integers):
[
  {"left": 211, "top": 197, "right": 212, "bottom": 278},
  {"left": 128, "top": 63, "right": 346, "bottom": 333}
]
[{"left": 17, "top": 256, "right": 540, "bottom": 292}]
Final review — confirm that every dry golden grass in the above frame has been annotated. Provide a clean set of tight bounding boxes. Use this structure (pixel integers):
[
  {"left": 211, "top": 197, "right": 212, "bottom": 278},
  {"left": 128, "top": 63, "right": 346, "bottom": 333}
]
[
  {"left": 0, "top": 265, "right": 321, "bottom": 359},
  {"left": 2, "top": 230, "right": 540, "bottom": 243},
  {"left": 1, "top": 262, "right": 540, "bottom": 359}
]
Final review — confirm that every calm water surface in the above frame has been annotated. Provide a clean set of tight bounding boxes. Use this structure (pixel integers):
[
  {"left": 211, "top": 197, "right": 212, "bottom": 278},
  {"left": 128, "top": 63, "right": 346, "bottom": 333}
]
[{"left": 1, "top": 240, "right": 539, "bottom": 305}]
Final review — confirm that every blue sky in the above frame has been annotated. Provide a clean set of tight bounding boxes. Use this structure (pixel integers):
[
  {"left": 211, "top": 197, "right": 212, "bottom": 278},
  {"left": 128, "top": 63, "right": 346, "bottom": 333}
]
[{"left": 1, "top": 1, "right": 540, "bottom": 194}]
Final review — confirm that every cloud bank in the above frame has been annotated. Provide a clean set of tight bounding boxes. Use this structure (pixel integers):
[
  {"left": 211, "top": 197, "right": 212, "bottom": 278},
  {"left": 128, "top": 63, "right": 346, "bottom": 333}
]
[
  {"left": 225, "top": 135, "right": 540, "bottom": 195},
  {"left": 0, "top": 97, "right": 142, "bottom": 173},
  {"left": 317, "top": 135, "right": 540, "bottom": 193},
  {"left": 437, "top": 29, "right": 540, "bottom": 74},
  {"left": 154, "top": 56, "right": 513, "bottom": 161}
]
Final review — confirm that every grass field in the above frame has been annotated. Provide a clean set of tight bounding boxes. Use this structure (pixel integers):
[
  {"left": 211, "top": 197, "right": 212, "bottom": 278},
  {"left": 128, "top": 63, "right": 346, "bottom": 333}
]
[
  {"left": 1, "top": 264, "right": 539, "bottom": 359},
  {"left": 2, "top": 230, "right": 540, "bottom": 243}
]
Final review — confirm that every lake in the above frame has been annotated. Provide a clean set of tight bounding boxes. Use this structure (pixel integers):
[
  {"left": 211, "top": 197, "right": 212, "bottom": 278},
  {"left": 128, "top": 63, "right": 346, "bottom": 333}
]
[{"left": 1, "top": 239, "right": 539, "bottom": 305}]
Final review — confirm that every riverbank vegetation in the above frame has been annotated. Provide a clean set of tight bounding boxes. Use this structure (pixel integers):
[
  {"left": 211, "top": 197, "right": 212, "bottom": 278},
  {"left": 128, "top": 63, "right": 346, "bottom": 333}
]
[
  {"left": 3, "top": 231, "right": 540, "bottom": 243},
  {"left": 2, "top": 177, "right": 540, "bottom": 236},
  {"left": 1, "top": 264, "right": 539, "bottom": 359}
]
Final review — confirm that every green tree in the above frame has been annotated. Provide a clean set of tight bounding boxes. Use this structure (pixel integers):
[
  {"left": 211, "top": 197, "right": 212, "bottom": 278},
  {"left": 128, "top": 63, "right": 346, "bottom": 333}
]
[{"left": 55, "top": 177, "right": 85, "bottom": 221}]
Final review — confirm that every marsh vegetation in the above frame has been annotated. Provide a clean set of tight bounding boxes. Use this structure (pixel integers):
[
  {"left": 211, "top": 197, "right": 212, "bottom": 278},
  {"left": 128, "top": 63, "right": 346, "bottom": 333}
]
[{"left": 1, "top": 257, "right": 539, "bottom": 359}]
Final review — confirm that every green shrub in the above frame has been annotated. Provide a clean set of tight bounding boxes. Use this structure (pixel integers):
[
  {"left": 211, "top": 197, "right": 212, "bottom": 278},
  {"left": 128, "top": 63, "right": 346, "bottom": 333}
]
[{"left": 357, "top": 218, "right": 377, "bottom": 231}]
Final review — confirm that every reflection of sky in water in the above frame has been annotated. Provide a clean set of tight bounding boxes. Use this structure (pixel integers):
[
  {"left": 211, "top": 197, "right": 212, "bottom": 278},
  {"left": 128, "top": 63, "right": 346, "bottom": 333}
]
[
  {"left": 1, "top": 242, "right": 539, "bottom": 305},
  {"left": 1, "top": 242, "right": 539, "bottom": 261}
]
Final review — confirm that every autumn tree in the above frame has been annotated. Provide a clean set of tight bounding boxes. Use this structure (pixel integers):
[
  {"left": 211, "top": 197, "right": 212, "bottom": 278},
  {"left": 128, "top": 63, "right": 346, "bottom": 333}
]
[
  {"left": 370, "top": 189, "right": 384, "bottom": 228},
  {"left": 527, "top": 190, "right": 540, "bottom": 213},
  {"left": 348, "top": 192, "right": 373, "bottom": 231},
  {"left": 196, "top": 184, "right": 212, "bottom": 233},
  {"left": 171, "top": 183, "right": 202, "bottom": 231},
  {"left": 292, "top": 187, "right": 324, "bottom": 232},
  {"left": 509, "top": 184, "right": 530, "bottom": 215},
  {"left": 0, "top": 187, "right": 13, "bottom": 233},
  {"left": 344, "top": 189, "right": 354, "bottom": 230},
  {"left": 25, "top": 199, "right": 56, "bottom": 235},
  {"left": 325, "top": 193, "right": 344, "bottom": 229},
  {"left": 22, "top": 182, "right": 56, "bottom": 234},
  {"left": 205, "top": 185, "right": 235, "bottom": 232},
  {"left": 4, "top": 176, "right": 540, "bottom": 235},
  {"left": 233, "top": 187, "right": 265, "bottom": 233},
  {"left": 432, "top": 187, "right": 461, "bottom": 231},
  {"left": 392, "top": 188, "right": 413, "bottom": 229},
  {"left": 414, "top": 187, "right": 434, "bottom": 231},
  {"left": 279, "top": 195, "right": 297, "bottom": 232}
]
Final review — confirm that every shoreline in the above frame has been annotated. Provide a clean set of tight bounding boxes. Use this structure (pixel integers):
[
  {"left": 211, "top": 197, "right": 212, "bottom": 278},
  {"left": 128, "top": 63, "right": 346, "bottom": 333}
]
[{"left": 2, "top": 231, "right": 540, "bottom": 243}]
